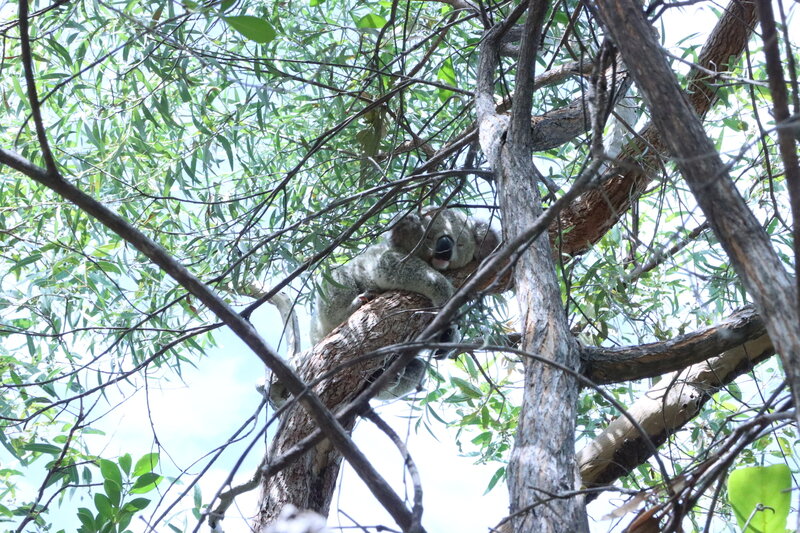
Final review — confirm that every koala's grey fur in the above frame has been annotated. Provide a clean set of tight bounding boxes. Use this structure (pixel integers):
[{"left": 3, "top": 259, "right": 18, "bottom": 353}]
[{"left": 310, "top": 207, "right": 500, "bottom": 400}]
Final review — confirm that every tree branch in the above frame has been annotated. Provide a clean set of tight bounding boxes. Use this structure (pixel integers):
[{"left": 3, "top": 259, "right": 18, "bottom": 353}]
[
  {"left": 17, "top": 0, "right": 56, "bottom": 173},
  {"left": 583, "top": 306, "right": 767, "bottom": 384},
  {"left": 578, "top": 332, "right": 775, "bottom": 488},
  {"left": 755, "top": 0, "right": 800, "bottom": 300},
  {"left": 556, "top": 0, "right": 758, "bottom": 256}
]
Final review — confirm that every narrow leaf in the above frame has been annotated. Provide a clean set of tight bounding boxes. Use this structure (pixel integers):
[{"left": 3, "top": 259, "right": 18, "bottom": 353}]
[{"left": 223, "top": 16, "right": 276, "bottom": 43}]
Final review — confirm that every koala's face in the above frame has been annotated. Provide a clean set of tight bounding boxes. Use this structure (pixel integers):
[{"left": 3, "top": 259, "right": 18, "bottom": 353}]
[{"left": 419, "top": 210, "right": 476, "bottom": 271}]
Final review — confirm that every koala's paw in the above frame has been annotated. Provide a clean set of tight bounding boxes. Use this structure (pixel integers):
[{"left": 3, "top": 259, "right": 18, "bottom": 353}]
[
  {"left": 262, "top": 378, "right": 289, "bottom": 411},
  {"left": 426, "top": 279, "right": 454, "bottom": 307},
  {"left": 473, "top": 221, "right": 501, "bottom": 261}
]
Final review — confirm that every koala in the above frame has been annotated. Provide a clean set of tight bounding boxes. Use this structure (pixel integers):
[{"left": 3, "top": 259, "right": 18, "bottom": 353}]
[{"left": 309, "top": 207, "right": 500, "bottom": 400}]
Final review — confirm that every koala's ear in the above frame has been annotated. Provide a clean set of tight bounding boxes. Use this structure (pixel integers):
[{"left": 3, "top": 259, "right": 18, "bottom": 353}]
[
  {"left": 389, "top": 212, "right": 425, "bottom": 252},
  {"left": 472, "top": 221, "right": 501, "bottom": 261}
]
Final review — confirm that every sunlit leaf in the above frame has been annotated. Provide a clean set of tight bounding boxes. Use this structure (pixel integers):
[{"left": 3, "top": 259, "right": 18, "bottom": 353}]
[
  {"left": 133, "top": 453, "right": 159, "bottom": 476},
  {"left": 728, "top": 465, "right": 790, "bottom": 533},
  {"left": 354, "top": 13, "right": 387, "bottom": 29}
]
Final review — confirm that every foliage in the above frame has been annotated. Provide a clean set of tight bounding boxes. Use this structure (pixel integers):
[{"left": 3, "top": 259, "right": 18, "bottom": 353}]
[{"left": 0, "top": 0, "right": 797, "bottom": 530}]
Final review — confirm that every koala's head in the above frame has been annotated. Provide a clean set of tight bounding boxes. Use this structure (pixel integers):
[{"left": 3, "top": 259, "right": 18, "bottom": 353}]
[{"left": 390, "top": 208, "right": 500, "bottom": 271}]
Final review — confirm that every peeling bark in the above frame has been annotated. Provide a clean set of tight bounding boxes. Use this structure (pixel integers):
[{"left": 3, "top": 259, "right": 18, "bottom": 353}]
[
  {"left": 255, "top": 292, "right": 433, "bottom": 527},
  {"left": 578, "top": 333, "right": 775, "bottom": 488}
]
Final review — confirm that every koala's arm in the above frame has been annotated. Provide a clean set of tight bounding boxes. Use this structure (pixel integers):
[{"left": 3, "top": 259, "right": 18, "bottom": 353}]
[{"left": 371, "top": 249, "right": 454, "bottom": 306}]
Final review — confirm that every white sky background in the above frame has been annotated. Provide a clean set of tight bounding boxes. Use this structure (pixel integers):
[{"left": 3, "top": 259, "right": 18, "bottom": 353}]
[{"left": 3, "top": 1, "right": 799, "bottom": 532}]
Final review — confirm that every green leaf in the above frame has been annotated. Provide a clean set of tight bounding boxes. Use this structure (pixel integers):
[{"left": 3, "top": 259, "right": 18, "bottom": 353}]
[
  {"left": 437, "top": 57, "right": 456, "bottom": 86},
  {"left": 122, "top": 497, "right": 151, "bottom": 512},
  {"left": 484, "top": 466, "right": 505, "bottom": 494},
  {"left": 451, "top": 377, "right": 483, "bottom": 399},
  {"left": 223, "top": 16, "right": 276, "bottom": 44},
  {"left": 131, "top": 472, "right": 163, "bottom": 494},
  {"left": 310, "top": 0, "right": 325, "bottom": 4},
  {"left": 104, "top": 478, "right": 121, "bottom": 507},
  {"left": 23, "top": 443, "right": 62, "bottom": 455},
  {"left": 76, "top": 507, "right": 96, "bottom": 529},
  {"left": 354, "top": 13, "right": 387, "bottom": 29},
  {"left": 133, "top": 453, "right": 159, "bottom": 476},
  {"left": 118, "top": 454, "right": 132, "bottom": 476},
  {"left": 99, "top": 459, "right": 122, "bottom": 488},
  {"left": 728, "top": 464, "right": 791, "bottom": 533},
  {"left": 94, "top": 492, "right": 114, "bottom": 519}
]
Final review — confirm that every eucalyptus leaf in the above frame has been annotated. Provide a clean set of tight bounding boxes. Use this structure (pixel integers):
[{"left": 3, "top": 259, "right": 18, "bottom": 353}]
[{"left": 223, "top": 15, "right": 276, "bottom": 43}]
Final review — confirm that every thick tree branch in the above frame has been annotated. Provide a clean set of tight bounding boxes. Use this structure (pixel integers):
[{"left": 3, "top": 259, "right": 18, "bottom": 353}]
[
  {"left": 755, "top": 0, "right": 800, "bottom": 299},
  {"left": 583, "top": 306, "right": 766, "bottom": 384},
  {"left": 578, "top": 332, "right": 775, "bottom": 488},
  {"left": 256, "top": 292, "right": 433, "bottom": 529},
  {"left": 477, "top": 1, "right": 593, "bottom": 530}
]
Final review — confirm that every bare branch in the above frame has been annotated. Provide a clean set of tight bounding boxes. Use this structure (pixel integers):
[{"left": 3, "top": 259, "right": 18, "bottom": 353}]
[
  {"left": 583, "top": 306, "right": 766, "bottom": 384},
  {"left": 755, "top": 0, "right": 800, "bottom": 299},
  {"left": 17, "top": 0, "right": 56, "bottom": 172}
]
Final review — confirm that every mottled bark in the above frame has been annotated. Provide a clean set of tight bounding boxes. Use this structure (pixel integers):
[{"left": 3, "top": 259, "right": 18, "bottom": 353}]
[
  {"left": 254, "top": 256, "right": 511, "bottom": 530},
  {"left": 255, "top": 292, "right": 432, "bottom": 528},
  {"left": 497, "top": 148, "right": 587, "bottom": 532},
  {"left": 593, "top": 0, "right": 800, "bottom": 425},
  {"left": 475, "top": 2, "right": 589, "bottom": 530}
]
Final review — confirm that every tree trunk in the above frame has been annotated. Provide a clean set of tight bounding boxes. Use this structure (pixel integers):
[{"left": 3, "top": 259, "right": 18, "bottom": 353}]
[
  {"left": 254, "top": 292, "right": 432, "bottom": 528},
  {"left": 497, "top": 146, "right": 588, "bottom": 532}
]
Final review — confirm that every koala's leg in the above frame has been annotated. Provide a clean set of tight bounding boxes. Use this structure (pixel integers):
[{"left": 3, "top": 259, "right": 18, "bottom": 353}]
[
  {"left": 311, "top": 269, "right": 363, "bottom": 343},
  {"left": 372, "top": 251, "right": 454, "bottom": 306},
  {"left": 374, "top": 358, "right": 427, "bottom": 400},
  {"left": 433, "top": 323, "right": 461, "bottom": 359}
]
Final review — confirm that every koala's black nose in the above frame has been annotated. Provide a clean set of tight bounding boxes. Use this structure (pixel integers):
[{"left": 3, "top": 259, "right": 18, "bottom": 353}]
[{"left": 434, "top": 235, "right": 454, "bottom": 261}]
